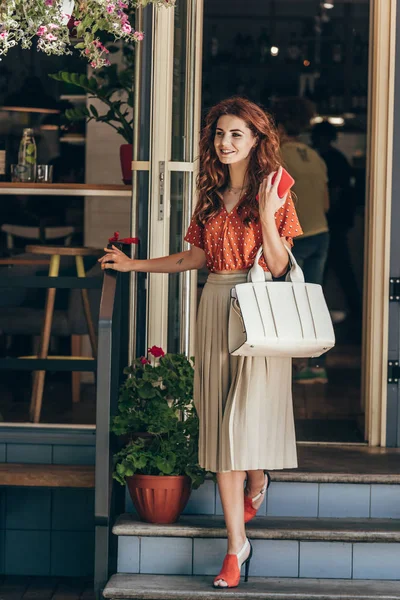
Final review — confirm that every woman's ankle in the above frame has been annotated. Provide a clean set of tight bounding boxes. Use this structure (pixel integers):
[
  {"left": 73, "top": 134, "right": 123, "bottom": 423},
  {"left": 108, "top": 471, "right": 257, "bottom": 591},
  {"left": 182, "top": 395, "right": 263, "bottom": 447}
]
[
  {"left": 227, "top": 535, "right": 248, "bottom": 555},
  {"left": 245, "top": 470, "right": 266, "bottom": 497}
]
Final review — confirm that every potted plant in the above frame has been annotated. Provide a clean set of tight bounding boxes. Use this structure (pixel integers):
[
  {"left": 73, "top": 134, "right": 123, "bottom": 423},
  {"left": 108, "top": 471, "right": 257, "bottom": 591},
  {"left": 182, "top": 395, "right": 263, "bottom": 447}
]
[
  {"left": 50, "top": 66, "right": 134, "bottom": 184},
  {"left": 111, "top": 345, "right": 207, "bottom": 524}
]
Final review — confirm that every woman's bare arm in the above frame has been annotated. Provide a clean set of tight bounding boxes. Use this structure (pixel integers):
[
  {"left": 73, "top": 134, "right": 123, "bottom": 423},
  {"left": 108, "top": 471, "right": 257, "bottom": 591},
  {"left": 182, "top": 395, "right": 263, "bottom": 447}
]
[{"left": 98, "top": 244, "right": 206, "bottom": 273}]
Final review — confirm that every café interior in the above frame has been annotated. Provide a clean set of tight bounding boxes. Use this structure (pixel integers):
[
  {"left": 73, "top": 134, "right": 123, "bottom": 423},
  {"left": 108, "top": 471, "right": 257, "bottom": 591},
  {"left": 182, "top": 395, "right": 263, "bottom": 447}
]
[{"left": 0, "top": 0, "right": 369, "bottom": 445}]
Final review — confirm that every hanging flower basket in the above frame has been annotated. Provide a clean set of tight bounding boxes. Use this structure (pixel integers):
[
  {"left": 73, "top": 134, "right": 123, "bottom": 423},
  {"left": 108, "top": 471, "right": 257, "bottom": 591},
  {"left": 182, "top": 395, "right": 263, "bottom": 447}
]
[{"left": 0, "top": 0, "right": 175, "bottom": 68}]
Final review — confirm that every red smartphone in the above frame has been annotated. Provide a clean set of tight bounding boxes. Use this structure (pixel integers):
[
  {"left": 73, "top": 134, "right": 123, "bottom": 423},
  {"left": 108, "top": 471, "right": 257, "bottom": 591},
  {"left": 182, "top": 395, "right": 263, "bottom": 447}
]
[{"left": 271, "top": 168, "right": 295, "bottom": 198}]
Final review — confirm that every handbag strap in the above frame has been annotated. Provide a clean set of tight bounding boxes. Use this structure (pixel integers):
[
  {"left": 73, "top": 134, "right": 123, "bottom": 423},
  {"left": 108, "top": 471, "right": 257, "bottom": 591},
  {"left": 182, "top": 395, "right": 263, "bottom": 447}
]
[{"left": 248, "top": 245, "right": 305, "bottom": 283}]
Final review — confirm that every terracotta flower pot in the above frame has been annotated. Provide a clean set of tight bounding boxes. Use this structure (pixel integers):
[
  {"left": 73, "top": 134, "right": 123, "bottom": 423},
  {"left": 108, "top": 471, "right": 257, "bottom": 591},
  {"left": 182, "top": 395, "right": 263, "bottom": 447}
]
[
  {"left": 126, "top": 474, "right": 191, "bottom": 524},
  {"left": 120, "top": 143, "right": 133, "bottom": 185}
]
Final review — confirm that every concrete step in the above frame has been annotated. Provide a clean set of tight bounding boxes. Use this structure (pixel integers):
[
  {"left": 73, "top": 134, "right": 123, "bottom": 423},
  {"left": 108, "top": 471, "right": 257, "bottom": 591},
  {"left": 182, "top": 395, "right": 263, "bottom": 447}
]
[
  {"left": 103, "top": 574, "right": 400, "bottom": 599},
  {"left": 114, "top": 514, "right": 400, "bottom": 542},
  {"left": 113, "top": 515, "right": 400, "bottom": 580}
]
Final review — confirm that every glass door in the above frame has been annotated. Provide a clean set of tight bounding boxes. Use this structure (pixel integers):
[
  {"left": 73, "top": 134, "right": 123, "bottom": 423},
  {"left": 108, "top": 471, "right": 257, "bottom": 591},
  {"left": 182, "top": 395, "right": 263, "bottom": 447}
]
[{"left": 143, "top": 0, "right": 203, "bottom": 357}]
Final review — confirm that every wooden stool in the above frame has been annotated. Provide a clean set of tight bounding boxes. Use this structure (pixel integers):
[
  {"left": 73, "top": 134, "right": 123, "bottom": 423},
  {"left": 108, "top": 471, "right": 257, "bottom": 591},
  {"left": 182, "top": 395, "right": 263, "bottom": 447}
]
[{"left": 25, "top": 245, "right": 102, "bottom": 423}]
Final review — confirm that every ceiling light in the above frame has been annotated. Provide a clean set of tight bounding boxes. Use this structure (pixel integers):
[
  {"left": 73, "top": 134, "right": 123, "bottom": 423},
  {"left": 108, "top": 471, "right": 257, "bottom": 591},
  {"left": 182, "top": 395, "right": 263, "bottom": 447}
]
[
  {"left": 323, "top": 1, "right": 334, "bottom": 8},
  {"left": 270, "top": 46, "right": 279, "bottom": 56}
]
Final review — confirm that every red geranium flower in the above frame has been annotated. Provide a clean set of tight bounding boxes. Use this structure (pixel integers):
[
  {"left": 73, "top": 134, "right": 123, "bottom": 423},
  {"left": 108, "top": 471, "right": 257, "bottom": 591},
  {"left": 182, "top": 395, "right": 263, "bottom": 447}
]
[
  {"left": 119, "top": 237, "right": 139, "bottom": 244},
  {"left": 108, "top": 232, "right": 139, "bottom": 244},
  {"left": 109, "top": 231, "right": 120, "bottom": 242},
  {"left": 148, "top": 346, "right": 165, "bottom": 358},
  {"left": 140, "top": 357, "right": 150, "bottom": 365}
]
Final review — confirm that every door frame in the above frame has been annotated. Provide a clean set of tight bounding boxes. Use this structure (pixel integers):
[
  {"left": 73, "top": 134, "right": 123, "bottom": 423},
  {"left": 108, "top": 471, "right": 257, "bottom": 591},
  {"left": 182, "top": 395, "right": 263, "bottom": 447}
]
[
  {"left": 135, "top": 0, "right": 396, "bottom": 447},
  {"left": 363, "top": 0, "right": 397, "bottom": 446}
]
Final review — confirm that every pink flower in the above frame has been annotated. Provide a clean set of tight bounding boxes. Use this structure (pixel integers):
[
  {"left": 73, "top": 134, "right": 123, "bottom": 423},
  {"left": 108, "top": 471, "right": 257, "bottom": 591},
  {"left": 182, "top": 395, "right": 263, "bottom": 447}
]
[
  {"left": 122, "top": 23, "right": 132, "bottom": 34},
  {"left": 46, "top": 33, "right": 57, "bottom": 41},
  {"left": 45, "top": 0, "right": 53, "bottom": 4},
  {"left": 0, "top": 31, "right": 8, "bottom": 39},
  {"left": 85, "top": 48, "right": 90, "bottom": 55},
  {"left": 134, "top": 31, "right": 144, "bottom": 41},
  {"left": 36, "top": 26, "right": 47, "bottom": 36},
  {"left": 90, "top": 61, "right": 97, "bottom": 68},
  {"left": 118, "top": 1, "right": 128, "bottom": 7},
  {"left": 49, "top": 23, "right": 60, "bottom": 29},
  {"left": 106, "top": 4, "right": 115, "bottom": 13},
  {"left": 74, "top": 20, "right": 81, "bottom": 26}
]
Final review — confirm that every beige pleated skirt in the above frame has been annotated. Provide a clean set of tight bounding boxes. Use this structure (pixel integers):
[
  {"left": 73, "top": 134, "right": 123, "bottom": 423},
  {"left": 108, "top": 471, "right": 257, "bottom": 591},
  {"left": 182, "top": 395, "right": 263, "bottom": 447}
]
[{"left": 194, "top": 272, "right": 298, "bottom": 473}]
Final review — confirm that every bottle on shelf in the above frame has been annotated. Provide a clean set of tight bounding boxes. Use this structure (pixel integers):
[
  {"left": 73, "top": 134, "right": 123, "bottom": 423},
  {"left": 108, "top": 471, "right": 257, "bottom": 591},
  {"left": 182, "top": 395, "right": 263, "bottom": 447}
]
[
  {"left": 0, "top": 139, "right": 7, "bottom": 182},
  {"left": 243, "top": 34, "right": 254, "bottom": 63},
  {"left": 332, "top": 39, "right": 344, "bottom": 64},
  {"left": 257, "top": 27, "right": 271, "bottom": 64},
  {"left": 353, "top": 33, "right": 364, "bottom": 65},
  {"left": 286, "top": 32, "right": 301, "bottom": 63},
  {"left": 210, "top": 25, "right": 219, "bottom": 61},
  {"left": 233, "top": 32, "right": 245, "bottom": 62},
  {"left": 18, "top": 127, "right": 37, "bottom": 182}
]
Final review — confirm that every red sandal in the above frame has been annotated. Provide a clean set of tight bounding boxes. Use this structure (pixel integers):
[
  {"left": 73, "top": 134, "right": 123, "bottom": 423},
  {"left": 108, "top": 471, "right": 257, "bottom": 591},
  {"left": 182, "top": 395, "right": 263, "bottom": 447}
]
[
  {"left": 213, "top": 538, "right": 253, "bottom": 588},
  {"left": 244, "top": 471, "right": 271, "bottom": 523}
]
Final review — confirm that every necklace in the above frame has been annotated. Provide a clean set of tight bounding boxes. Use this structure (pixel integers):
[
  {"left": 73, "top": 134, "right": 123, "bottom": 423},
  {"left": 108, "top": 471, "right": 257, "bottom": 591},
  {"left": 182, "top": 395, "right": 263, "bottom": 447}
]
[{"left": 227, "top": 185, "right": 249, "bottom": 195}]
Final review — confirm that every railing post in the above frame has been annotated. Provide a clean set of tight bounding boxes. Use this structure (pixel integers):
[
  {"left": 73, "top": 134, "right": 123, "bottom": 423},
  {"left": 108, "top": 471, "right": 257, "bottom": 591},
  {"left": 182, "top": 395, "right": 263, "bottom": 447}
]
[{"left": 94, "top": 271, "right": 128, "bottom": 599}]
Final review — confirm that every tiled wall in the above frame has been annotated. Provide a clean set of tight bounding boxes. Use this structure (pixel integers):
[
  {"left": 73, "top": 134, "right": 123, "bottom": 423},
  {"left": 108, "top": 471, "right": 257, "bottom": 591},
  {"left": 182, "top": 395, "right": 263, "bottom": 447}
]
[
  {"left": 117, "top": 535, "right": 400, "bottom": 580},
  {"left": 0, "top": 427, "right": 96, "bottom": 576},
  {"left": 125, "top": 479, "right": 400, "bottom": 519}
]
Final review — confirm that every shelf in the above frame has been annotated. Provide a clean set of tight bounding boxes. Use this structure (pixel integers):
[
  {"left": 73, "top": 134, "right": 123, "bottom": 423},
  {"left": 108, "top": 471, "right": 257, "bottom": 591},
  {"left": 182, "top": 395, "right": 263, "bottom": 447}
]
[
  {"left": 60, "top": 95, "right": 86, "bottom": 102},
  {"left": 0, "top": 183, "right": 131, "bottom": 197}
]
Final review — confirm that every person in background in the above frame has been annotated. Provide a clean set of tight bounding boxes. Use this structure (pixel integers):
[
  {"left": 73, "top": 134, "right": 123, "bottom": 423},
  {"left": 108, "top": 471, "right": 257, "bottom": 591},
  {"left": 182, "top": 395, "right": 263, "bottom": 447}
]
[
  {"left": 311, "top": 121, "right": 362, "bottom": 323},
  {"left": 273, "top": 97, "right": 330, "bottom": 384}
]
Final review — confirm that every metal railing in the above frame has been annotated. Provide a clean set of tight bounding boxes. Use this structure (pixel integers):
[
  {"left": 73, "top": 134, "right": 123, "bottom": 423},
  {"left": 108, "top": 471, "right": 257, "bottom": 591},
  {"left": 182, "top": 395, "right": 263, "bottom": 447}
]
[{"left": 94, "top": 269, "right": 129, "bottom": 599}]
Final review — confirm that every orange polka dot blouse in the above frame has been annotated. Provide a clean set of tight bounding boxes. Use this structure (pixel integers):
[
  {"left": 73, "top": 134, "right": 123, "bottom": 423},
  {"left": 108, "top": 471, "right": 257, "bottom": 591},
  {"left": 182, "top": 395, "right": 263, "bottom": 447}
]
[{"left": 184, "top": 193, "right": 303, "bottom": 272}]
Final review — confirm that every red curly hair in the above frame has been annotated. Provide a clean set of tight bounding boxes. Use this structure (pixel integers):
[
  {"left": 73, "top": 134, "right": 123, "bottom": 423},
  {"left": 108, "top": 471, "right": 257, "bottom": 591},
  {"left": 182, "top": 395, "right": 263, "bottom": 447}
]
[{"left": 194, "top": 97, "right": 281, "bottom": 226}]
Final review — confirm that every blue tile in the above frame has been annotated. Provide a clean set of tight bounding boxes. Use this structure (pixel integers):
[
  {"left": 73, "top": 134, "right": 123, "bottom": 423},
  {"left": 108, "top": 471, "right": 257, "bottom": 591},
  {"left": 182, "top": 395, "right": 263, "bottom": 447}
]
[
  {"left": 125, "top": 486, "right": 137, "bottom": 514},
  {"left": 51, "top": 489, "right": 94, "bottom": 531},
  {"left": 117, "top": 536, "right": 140, "bottom": 573},
  {"left": 5, "top": 530, "right": 50, "bottom": 575},
  {"left": 52, "top": 445, "right": 95, "bottom": 465},
  {"left": 353, "top": 543, "right": 400, "bottom": 579},
  {"left": 319, "top": 484, "right": 370, "bottom": 518},
  {"left": 184, "top": 480, "right": 216, "bottom": 515},
  {"left": 267, "top": 483, "right": 318, "bottom": 517},
  {"left": 215, "top": 489, "right": 223, "bottom": 515},
  {"left": 299, "top": 541, "right": 352, "bottom": 579},
  {"left": 50, "top": 531, "right": 94, "bottom": 576},
  {"left": 193, "top": 538, "right": 227, "bottom": 575},
  {"left": 251, "top": 540, "right": 299, "bottom": 577},
  {"left": 0, "top": 444, "right": 5, "bottom": 462},
  {"left": 6, "top": 444, "right": 52, "bottom": 464},
  {"left": 141, "top": 537, "right": 192, "bottom": 575},
  {"left": 216, "top": 481, "right": 264, "bottom": 517},
  {"left": 371, "top": 485, "right": 400, "bottom": 518},
  {"left": 6, "top": 488, "right": 51, "bottom": 530},
  {"left": 0, "top": 529, "right": 4, "bottom": 575},
  {"left": 0, "top": 490, "right": 5, "bottom": 529}
]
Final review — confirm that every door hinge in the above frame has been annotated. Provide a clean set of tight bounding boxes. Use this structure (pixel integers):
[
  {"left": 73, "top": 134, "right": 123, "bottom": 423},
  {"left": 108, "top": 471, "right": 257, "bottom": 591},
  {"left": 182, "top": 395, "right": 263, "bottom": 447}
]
[
  {"left": 389, "top": 277, "right": 400, "bottom": 301},
  {"left": 388, "top": 361, "right": 400, "bottom": 383}
]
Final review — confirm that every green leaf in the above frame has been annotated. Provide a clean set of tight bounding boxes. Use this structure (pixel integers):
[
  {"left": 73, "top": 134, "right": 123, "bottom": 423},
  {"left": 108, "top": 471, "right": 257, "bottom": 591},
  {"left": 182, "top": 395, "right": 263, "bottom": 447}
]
[{"left": 90, "top": 104, "right": 99, "bottom": 118}]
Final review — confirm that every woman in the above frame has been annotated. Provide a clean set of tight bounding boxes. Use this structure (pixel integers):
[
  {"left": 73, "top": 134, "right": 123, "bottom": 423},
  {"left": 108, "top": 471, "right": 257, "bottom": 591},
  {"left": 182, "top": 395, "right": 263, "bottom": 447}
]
[{"left": 99, "top": 97, "right": 302, "bottom": 588}]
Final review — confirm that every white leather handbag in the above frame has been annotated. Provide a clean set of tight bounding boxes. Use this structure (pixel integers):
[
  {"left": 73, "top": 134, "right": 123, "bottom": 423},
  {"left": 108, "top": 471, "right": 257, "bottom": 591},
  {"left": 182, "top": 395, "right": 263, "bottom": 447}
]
[{"left": 228, "top": 246, "right": 335, "bottom": 358}]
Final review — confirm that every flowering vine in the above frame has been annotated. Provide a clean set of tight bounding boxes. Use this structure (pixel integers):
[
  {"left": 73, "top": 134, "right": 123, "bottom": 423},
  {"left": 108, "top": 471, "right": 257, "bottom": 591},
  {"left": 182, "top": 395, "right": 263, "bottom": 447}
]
[{"left": 0, "top": 0, "right": 175, "bottom": 68}]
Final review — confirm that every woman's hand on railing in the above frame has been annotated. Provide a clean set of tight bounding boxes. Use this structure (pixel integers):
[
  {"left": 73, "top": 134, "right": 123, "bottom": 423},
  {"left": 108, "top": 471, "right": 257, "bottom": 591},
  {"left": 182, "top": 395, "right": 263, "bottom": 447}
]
[{"left": 98, "top": 245, "right": 134, "bottom": 272}]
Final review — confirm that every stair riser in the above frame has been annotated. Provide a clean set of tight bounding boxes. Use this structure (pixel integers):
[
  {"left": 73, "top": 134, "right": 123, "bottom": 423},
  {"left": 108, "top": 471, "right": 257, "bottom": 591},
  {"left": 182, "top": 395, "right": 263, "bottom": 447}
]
[
  {"left": 125, "top": 481, "right": 400, "bottom": 519},
  {"left": 117, "top": 536, "right": 400, "bottom": 580}
]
